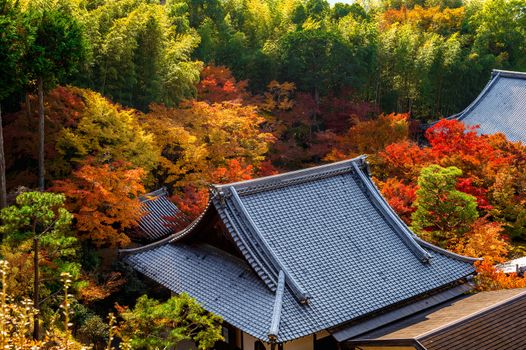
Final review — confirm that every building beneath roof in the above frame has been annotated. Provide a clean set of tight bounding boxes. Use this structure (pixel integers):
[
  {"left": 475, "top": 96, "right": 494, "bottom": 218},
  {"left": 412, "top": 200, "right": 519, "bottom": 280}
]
[
  {"left": 348, "top": 287, "right": 526, "bottom": 350},
  {"left": 121, "top": 156, "right": 478, "bottom": 350},
  {"left": 133, "top": 187, "right": 189, "bottom": 242},
  {"left": 453, "top": 69, "right": 526, "bottom": 143}
]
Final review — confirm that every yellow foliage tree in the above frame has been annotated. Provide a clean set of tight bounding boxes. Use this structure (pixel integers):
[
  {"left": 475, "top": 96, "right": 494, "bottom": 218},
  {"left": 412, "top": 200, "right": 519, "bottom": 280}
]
[
  {"left": 143, "top": 101, "right": 274, "bottom": 189},
  {"left": 56, "top": 90, "right": 160, "bottom": 173}
]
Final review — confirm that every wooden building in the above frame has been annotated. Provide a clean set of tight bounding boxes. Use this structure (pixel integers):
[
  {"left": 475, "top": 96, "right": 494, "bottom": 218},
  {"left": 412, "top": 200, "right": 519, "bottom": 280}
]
[{"left": 121, "top": 157, "right": 479, "bottom": 349}]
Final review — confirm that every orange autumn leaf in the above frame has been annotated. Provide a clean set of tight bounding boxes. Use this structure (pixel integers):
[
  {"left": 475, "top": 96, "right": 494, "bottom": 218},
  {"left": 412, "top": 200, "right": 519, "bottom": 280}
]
[{"left": 52, "top": 162, "right": 145, "bottom": 247}]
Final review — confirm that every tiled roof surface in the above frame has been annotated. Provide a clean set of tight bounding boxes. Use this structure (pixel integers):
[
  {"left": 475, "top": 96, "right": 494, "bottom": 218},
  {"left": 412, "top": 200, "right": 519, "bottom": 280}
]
[
  {"left": 123, "top": 157, "right": 476, "bottom": 342},
  {"left": 456, "top": 69, "right": 526, "bottom": 143},
  {"left": 137, "top": 188, "right": 189, "bottom": 241}
]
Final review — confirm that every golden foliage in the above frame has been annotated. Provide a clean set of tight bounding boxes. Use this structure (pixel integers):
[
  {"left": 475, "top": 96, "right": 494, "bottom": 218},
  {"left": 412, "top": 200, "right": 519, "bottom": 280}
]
[{"left": 52, "top": 163, "right": 145, "bottom": 248}]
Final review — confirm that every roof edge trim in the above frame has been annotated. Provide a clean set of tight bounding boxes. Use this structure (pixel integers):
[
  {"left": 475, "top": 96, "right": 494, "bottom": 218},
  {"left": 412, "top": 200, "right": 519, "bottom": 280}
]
[
  {"left": 456, "top": 72, "right": 501, "bottom": 121},
  {"left": 268, "top": 270, "right": 285, "bottom": 341},
  {"left": 220, "top": 194, "right": 279, "bottom": 291},
  {"left": 413, "top": 237, "right": 481, "bottom": 263},
  {"left": 491, "top": 69, "right": 526, "bottom": 79},
  {"left": 350, "top": 160, "right": 431, "bottom": 263}
]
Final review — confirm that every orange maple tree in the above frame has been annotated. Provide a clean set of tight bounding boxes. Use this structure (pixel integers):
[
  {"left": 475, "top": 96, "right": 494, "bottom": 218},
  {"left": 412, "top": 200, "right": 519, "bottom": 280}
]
[
  {"left": 197, "top": 65, "right": 249, "bottom": 103},
  {"left": 51, "top": 162, "right": 145, "bottom": 247},
  {"left": 369, "top": 119, "right": 526, "bottom": 290},
  {"left": 324, "top": 113, "right": 410, "bottom": 161}
]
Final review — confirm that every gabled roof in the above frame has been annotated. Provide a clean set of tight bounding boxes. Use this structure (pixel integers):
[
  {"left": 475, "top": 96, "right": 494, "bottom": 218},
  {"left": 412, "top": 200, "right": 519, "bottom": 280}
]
[
  {"left": 122, "top": 156, "right": 476, "bottom": 343},
  {"left": 136, "top": 188, "right": 189, "bottom": 242},
  {"left": 349, "top": 287, "right": 526, "bottom": 350},
  {"left": 454, "top": 69, "right": 526, "bottom": 142}
]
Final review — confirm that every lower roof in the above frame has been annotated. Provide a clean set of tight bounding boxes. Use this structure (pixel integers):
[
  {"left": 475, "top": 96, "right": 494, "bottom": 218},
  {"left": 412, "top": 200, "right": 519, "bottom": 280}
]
[
  {"left": 137, "top": 188, "right": 189, "bottom": 241},
  {"left": 350, "top": 288, "right": 526, "bottom": 350},
  {"left": 124, "top": 239, "right": 475, "bottom": 343}
]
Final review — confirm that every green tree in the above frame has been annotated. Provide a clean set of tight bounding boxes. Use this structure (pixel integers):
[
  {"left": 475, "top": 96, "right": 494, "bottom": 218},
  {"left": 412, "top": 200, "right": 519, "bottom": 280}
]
[
  {"left": 87, "top": 2, "right": 201, "bottom": 109},
  {"left": 305, "top": 0, "right": 330, "bottom": 22},
  {"left": 0, "top": 191, "right": 77, "bottom": 339},
  {"left": 0, "top": 0, "right": 25, "bottom": 207},
  {"left": 23, "top": 1, "right": 87, "bottom": 190},
  {"left": 274, "top": 29, "right": 359, "bottom": 105},
  {"left": 471, "top": 0, "right": 526, "bottom": 70},
  {"left": 411, "top": 165, "right": 479, "bottom": 246},
  {"left": 118, "top": 293, "right": 223, "bottom": 349}
]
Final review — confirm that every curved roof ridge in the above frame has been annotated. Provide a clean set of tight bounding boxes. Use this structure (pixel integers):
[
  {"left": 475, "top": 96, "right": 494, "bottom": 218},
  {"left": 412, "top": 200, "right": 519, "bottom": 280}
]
[
  {"left": 268, "top": 270, "right": 286, "bottom": 342},
  {"left": 491, "top": 69, "right": 526, "bottom": 79},
  {"left": 413, "top": 237, "right": 481, "bottom": 263},
  {"left": 119, "top": 199, "right": 214, "bottom": 256},
  {"left": 350, "top": 159, "right": 432, "bottom": 263},
  {"left": 213, "top": 156, "right": 364, "bottom": 193},
  {"left": 225, "top": 186, "right": 310, "bottom": 302},
  {"left": 457, "top": 71, "right": 501, "bottom": 121}
]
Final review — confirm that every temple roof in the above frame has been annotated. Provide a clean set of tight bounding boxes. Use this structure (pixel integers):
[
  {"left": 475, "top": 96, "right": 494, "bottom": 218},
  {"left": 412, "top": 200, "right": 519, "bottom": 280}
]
[
  {"left": 122, "top": 156, "right": 476, "bottom": 343},
  {"left": 454, "top": 69, "right": 526, "bottom": 142},
  {"left": 136, "top": 188, "right": 189, "bottom": 242}
]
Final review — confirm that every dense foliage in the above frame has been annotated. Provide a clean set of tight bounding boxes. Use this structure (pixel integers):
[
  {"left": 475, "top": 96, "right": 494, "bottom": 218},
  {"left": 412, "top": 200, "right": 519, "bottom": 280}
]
[{"left": 3, "top": 0, "right": 526, "bottom": 347}]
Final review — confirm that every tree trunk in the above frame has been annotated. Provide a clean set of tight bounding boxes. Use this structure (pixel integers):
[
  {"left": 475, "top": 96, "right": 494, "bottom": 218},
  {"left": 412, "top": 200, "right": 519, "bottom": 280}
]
[
  {"left": 33, "top": 237, "right": 40, "bottom": 340},
  {"left": 37, "top": 77, "right": 45, "bottom": 191},
  {"left": 25, "top": 93, "right": 31, "bottom": 120},
  {"left": 0, "top": 104, "right": 6, "bottom": 209}
]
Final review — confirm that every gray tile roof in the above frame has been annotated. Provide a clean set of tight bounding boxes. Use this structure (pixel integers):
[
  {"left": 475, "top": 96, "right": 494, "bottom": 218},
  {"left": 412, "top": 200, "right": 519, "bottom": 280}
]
[
  {"left": 122, "top": 157, "right": 477, "bottom": 343},
  {"left": 455, "top": 69, "right": 526, "bottom": 142},
  {"left": 137, "top": 188, "right": 189, "bottom": 241}
]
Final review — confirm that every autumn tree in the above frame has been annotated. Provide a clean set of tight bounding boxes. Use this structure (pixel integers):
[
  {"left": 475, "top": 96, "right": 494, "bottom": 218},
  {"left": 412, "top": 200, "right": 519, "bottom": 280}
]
[
  {"left": 0, "top": 192, "right": 77, "bottom": 339},
  {"left": 52, "top": 162, "right": 145, "bottom": 248},
  {"left": 56, "top": 89, "right": 160, "bottom": 174},
  {"left": 324, "top": 113, "right": 409, "bottom": 161},
  {"left": 197, "top": 65, "right": 249, "bottom": 103},
  {"left": 4, "top": 86, "right": 87, "bottom": 187},
  {"left": 143, "top": 100, "right": 273, "bottom": 215},
  {"left": 412, "top": 165, "right": 479, "bottom": 246},
  {"left": 3, "top": 87, "right": 159, "bottom": 187}
]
